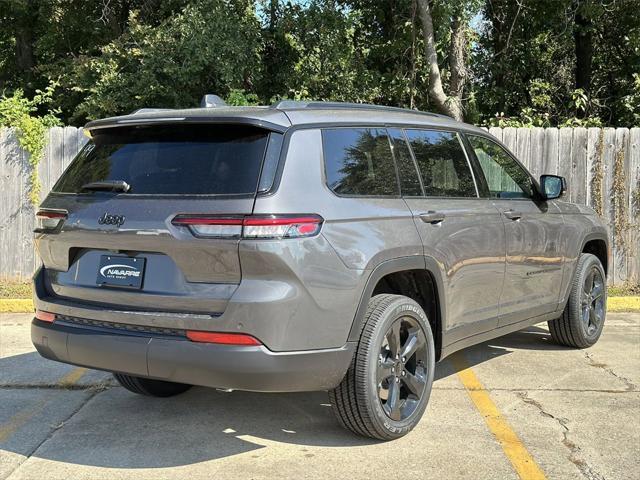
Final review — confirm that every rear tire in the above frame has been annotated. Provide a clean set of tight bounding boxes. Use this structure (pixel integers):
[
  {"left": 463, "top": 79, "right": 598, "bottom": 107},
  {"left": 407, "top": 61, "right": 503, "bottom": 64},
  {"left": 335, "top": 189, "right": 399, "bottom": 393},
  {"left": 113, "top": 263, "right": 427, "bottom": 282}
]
[
  {"left": 329, "top": 294, "right": 435, "bottom": 440},
  {"left": 548, "top": 253, "right": 607, "bottom": 348},
  {"left": 113, "top": 373, "right": 191, "bottom": 397}
]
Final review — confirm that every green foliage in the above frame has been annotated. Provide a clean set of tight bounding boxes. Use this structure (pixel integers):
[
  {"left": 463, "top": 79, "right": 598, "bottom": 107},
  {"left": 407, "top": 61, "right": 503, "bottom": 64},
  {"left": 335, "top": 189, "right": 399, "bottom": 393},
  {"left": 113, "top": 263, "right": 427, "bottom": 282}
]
[
  {"left": 225, "top": 89, "right": 260, "bottom": 106},
  {"left": 66, "top": 0, "right": 261, "bottom": 121},
  {"left": 0, "top": 85, "right": 61, "bottom": 204},
  {"left": 475, "top": 0, "right": 638, "bottom": 127},
  {"left": 0, "top": 0, "right": 637, "bottom": 126},
  {"left": 487, "top": 81, "right": 603, "bottom": 128},
  {"left": 621, "top": 74, "right": 640, "bottom": 126}
]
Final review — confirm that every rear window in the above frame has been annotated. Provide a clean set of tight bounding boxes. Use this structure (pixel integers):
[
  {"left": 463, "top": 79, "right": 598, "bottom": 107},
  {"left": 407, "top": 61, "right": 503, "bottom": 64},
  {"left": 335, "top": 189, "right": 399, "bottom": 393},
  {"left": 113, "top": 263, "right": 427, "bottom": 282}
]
[
  {"left": 322, "top": 128, "right": 398, "bottom": 196},
  {"left": 53, "top": 125, "right": 271, "bottom": 195}
]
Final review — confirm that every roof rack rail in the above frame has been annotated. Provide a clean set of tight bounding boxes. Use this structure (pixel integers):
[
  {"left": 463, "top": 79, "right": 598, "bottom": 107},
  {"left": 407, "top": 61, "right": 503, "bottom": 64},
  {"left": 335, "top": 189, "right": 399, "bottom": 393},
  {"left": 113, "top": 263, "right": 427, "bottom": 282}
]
[
  {"left": 269, "top": 100, "right": 451, "bottom": 119},
  {"left": 131, "top": 108, "right": 175, "bottom": 115}
]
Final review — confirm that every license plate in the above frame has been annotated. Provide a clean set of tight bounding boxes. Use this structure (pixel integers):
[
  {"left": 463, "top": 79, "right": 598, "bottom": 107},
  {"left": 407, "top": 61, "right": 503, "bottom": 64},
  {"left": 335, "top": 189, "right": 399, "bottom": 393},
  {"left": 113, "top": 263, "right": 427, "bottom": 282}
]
[{"left": 97, "top": 255, "right": 146, "bottom": 289}]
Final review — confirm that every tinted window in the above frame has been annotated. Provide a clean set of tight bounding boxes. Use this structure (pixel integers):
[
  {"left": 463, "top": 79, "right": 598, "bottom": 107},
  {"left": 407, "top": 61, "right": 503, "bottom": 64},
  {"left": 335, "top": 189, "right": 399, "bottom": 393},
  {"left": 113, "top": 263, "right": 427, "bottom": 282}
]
[
  {"left": 322, "top": 128, "right": 398, "bottom": 196},
  {"left": 405, "top": 130, "right": 476, "bottom": 197},
  {"left": 258, "top": 133, "right": 284, "bottom": 192},
  {"left": 388, "top": 129, "right": 423, "bottom": 196},
  {"left": 467, "top": 135, "right": 534, "bottom": 199},
  {"left": 53, "top": 125, "right": 270, "bottom": 195}
]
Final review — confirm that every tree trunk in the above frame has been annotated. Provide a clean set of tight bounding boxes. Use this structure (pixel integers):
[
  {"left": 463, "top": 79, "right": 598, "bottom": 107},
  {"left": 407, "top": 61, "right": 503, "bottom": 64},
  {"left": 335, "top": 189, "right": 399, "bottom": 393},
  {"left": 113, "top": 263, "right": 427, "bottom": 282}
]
[
  {"left": 269, "top": 0, "right": 278, "bottom": 32},
  {"left": 14, "top": 0, "right": 36, "bottom": 73},
  {"left": 448, "top": 9, "right": 467, "bottom": 117},
  {"left": 416, "top": 0, "right": 464, "bottom": 121},
  {"left": 574, "top": 1, "right": 593, "bottom": 94},
  {"left": 15, "top": 28, "right": 35, "bottom": 72}
]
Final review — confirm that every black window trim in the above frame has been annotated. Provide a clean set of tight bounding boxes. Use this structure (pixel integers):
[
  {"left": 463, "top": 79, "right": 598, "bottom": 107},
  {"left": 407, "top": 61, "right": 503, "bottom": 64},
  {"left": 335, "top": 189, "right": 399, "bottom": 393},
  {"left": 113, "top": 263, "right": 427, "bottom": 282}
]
[
  {"left": 387, "top": 127, "right": 425, "bottom": 197},
  {"left": 462, "top": 132, "right": 542, "bottom": 202},
  {"left": 401, "top": 128, "right": 480, "bottom": 200},
  {"left": 320, "top": 126, "right": 403, "bottom": 199}
]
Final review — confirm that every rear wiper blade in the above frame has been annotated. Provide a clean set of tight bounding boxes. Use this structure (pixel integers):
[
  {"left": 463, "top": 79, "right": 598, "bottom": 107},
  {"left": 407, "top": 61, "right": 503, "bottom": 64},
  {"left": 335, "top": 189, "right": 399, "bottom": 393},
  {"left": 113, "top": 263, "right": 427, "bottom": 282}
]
[{"left": 81, "top": 180, "right": 131, "bottom": 193}]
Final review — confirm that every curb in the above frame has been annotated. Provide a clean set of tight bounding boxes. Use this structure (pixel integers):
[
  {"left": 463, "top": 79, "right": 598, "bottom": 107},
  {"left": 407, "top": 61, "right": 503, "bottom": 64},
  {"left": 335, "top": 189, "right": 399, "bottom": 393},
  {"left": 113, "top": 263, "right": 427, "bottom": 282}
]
[
  {"left": 0, "top": 299, "right": 34, "bottom": 313},
  {"left": 609, "top": 296, "right": 640, "bottom": 312}
]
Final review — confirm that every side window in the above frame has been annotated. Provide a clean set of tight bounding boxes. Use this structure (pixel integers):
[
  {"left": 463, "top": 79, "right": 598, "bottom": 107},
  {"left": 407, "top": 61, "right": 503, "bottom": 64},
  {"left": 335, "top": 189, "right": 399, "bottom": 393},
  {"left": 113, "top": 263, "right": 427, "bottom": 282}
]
[
  {"left": 467, "top": 135, "right": 534, "bottom": 199},
  {"left": 322, "top": 128, "right": 399, "bottom": 196},
  {"left": 404, "top": 129, "right": 477, "bottom": 197},
  {"left": 388, "top": 128, "right": 423, "bottom": 196}
]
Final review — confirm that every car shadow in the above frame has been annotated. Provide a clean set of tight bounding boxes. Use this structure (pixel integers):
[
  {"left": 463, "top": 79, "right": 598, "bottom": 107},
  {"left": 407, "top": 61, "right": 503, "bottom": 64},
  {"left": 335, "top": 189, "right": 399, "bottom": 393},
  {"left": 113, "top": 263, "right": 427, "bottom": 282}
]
[
  {"left": 435, "top": 325, "right": 572, "bottom": 380},
  {"left": 0, "top": 324, "right": 569, "bottom": 469}
]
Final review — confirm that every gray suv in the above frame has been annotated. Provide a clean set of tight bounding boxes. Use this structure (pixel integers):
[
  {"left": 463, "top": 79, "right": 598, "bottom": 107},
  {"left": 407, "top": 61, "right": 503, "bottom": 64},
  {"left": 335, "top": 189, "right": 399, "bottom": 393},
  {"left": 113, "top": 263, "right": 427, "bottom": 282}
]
[{"left": 32, "top": 98, "right": 609, "bottom": 440}]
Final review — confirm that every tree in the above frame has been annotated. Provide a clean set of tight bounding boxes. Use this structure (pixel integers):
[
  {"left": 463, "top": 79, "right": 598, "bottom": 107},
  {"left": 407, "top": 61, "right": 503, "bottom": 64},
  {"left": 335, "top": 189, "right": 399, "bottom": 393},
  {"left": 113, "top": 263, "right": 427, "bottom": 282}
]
[
  {"left": 0, "top": 0, "right": 636, "bottom": 126},
  {"left": 474, "top": 0, "right": 638, "bottom": 126},
  {"left": 416, "top": 0, "right": 469, "bottom": 120},
  {"left": 67, "top": 0, "right": 262, "bottom": 121}
]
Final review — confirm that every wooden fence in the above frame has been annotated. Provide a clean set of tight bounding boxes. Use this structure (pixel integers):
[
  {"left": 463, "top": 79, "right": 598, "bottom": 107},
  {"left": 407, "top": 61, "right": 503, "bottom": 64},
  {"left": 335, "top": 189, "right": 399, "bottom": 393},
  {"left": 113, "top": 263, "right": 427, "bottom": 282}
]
[{"left": 0, "top": 126, "right": 639, "bottom": 285}]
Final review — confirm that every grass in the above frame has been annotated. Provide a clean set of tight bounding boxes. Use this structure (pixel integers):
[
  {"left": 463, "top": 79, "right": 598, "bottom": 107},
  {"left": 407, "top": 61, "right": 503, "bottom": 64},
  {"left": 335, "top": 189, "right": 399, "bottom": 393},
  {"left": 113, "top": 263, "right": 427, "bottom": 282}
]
[
  {"left": 0, "top": 281, "right": 32, "bottom": 299},
  {"left": 609, "top": 283, "right": 640, "bottom": 297}
]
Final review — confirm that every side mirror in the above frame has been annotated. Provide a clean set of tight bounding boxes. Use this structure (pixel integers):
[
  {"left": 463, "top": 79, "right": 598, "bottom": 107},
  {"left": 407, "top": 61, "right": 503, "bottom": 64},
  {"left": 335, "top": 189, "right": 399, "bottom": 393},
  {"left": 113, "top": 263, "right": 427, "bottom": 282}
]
[{"left": 539, "top": 175, "right": 566, "bottom": 200}]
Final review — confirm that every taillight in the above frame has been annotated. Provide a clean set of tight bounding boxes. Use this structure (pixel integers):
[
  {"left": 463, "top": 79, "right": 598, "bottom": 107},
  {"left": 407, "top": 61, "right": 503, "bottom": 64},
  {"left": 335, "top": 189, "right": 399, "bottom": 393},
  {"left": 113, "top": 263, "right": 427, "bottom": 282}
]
[
  {"left": 35, "top": 310, "right": 55, "bottom": 323},
  {"left": 186, "top": 331, "right": 261, "bottom": 345},
  {"left": 243, "top": 215, "right": 323, "bottom": 239},
  {"left": 36, "top": 210, "right": 67, "bottom": 230},
  {"left": 172, "top": 214, "right": 323, "bottom": 239},
  {"left": 172, "top": 216, "right": 243, "bottom": 238}
]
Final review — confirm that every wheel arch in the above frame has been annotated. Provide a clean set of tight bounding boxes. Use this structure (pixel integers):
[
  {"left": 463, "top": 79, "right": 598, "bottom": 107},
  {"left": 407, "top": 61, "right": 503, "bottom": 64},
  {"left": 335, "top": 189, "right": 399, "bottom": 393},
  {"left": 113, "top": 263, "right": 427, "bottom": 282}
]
[
  {"left": 559, "top": 232, "right": 609, "bottom": 310},
  {"left": 347, "top": 256, "right": 446, "bottom": 360},
  {"left": 581, "top": 234, "right": 609, "bottom": 276}
]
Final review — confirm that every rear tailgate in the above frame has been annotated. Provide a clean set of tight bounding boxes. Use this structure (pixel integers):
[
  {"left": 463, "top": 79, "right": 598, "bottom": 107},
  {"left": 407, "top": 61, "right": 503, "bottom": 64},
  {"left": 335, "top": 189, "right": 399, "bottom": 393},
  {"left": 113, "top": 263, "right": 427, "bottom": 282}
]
[{"left": 35, "top": 123, "right": 281, "bottom": 314}]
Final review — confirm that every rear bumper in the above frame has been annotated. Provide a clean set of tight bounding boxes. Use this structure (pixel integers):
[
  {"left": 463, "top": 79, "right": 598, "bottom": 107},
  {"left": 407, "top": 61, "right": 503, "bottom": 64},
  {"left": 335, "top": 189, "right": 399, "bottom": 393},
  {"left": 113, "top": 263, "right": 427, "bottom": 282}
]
[{"left": 31, "top": 319, "right": 355, "bottom": 392}]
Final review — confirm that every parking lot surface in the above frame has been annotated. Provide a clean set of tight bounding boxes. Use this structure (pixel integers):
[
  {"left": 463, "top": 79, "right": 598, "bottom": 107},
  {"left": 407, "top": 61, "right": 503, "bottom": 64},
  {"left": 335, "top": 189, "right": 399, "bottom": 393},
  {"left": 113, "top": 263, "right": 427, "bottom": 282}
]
[{"left": 1, "top": 312, "right": 638, "bottom": 480}]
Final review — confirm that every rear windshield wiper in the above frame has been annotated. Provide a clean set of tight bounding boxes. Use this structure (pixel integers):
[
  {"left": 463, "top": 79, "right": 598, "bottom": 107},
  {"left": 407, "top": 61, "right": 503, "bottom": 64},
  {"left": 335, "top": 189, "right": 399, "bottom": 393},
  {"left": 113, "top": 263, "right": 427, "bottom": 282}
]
[{"left": 81, "top": 180, "right": 131, "bottom": 193}]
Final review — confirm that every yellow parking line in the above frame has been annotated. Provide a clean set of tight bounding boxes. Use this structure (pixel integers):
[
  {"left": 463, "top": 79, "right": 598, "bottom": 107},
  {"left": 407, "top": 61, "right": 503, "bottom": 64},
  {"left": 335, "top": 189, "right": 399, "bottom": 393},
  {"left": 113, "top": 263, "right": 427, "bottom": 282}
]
[
  {"left": 451, "top": 353, "right": 547, "bottom": 480},
  {"left": 0, "top": 368, "right": 88, "bottom": 443},
  {"left": 58, "top": 367, "right": 88, "bottom": 387},
  {"left": 0, "top": 405, "right": 42, "bottom": 443}
]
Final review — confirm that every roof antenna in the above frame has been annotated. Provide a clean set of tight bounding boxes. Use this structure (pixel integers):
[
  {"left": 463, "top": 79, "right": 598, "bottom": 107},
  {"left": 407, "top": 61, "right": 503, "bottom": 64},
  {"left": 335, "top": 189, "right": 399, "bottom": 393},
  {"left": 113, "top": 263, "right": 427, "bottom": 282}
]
[{"left": 200, "top": 94, "right": 227, "bottom": 108}]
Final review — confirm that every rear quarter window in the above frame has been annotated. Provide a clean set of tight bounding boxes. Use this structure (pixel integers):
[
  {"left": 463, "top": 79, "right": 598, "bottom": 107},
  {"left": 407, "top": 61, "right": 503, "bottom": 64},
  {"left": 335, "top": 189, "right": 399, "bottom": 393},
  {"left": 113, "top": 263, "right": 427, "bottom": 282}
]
[
  {"left": 321, "top": 128, "right": 399, "bottom": 196},
  {"left": 53, "top": 125, "right": 272, "bottom": 195}
]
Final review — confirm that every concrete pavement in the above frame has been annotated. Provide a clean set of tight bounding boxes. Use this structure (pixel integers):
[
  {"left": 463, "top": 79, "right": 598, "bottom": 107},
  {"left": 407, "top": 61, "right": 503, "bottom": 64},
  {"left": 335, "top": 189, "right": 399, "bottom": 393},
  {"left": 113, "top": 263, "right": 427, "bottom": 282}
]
[{"left": 0, "top": 312, "right": 638, "bottom": 480}]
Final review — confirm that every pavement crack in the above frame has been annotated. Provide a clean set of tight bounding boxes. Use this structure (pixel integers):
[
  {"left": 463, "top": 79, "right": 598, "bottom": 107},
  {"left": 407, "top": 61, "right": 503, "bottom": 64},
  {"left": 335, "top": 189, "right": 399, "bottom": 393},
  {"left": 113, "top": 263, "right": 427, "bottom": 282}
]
[
  {"left": 584, "top": 352, "right": 637, "bottom": 392},
  {"left": 4, "top": 385, "right": 110, "bottom": 480},
  {"left": 516, "top": 392, "right": 605, "bottom": 480},
  {"left": 0, "top": 383, "right": 113, "bottom": 391}
]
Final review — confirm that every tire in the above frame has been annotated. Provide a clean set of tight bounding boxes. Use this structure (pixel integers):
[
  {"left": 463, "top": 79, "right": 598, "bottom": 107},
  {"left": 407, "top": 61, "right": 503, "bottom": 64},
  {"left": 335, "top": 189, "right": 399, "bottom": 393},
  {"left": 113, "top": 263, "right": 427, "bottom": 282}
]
[
  {"left": 329, "top": 294, "right": 435, "bottom": 440},
  {"left": 548, "top": 253, "right": 607, "bottom": 348},
  {"left": 113, "top": 373, "right": 192, "bottom": 397}
]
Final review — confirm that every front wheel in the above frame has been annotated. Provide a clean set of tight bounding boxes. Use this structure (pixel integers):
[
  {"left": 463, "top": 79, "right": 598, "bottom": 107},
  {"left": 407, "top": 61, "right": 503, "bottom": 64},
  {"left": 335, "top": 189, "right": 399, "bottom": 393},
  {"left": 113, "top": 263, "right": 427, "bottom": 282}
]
[
  {"left": 548, "top": 253, "right": 607, "bottom": 348},
  {"left": 329, "top": 294, "right": 435, "bottom": 440}
]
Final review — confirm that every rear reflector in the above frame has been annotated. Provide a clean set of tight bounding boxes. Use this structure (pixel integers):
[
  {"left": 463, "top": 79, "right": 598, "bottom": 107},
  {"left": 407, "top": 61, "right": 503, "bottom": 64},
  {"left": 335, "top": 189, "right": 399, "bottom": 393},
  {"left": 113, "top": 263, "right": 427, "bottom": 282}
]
[
  {"left": 35, "top": 310, "right": 55, "bottom": 323},
  {"left": 186, "top": 331, "right": 261, "bottom": 346},
  {"left": 36, "top": 210, "right": 67, "bottom": 230},
  {"left": 172, "top": 214, "right": 323, "bottom": 239}
]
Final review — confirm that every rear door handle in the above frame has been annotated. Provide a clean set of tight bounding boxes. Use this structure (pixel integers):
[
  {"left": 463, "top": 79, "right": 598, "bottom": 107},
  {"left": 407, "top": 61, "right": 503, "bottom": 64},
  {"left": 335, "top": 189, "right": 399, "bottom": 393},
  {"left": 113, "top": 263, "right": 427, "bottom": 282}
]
[
  {"left": 418, "top": 211, "right": 446, "bottom": 224},
  {"left": 503, "top": 209, "right": 522, "bottom": 221}
]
